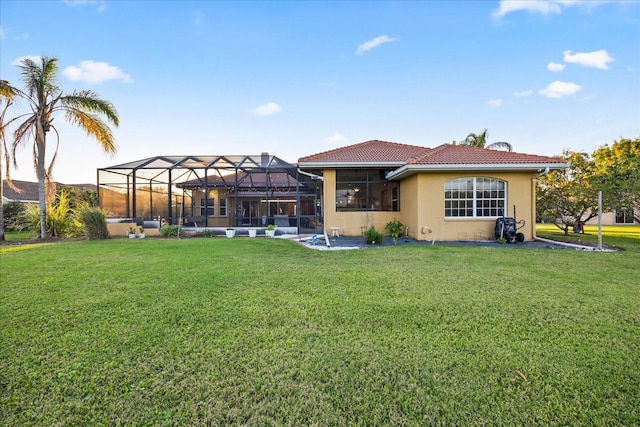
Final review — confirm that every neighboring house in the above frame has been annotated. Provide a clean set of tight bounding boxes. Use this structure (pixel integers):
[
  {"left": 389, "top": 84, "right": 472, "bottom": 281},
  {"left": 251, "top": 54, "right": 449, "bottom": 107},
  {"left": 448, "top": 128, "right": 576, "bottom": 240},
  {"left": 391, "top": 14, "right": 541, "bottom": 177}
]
[
  {"left": 298, "top": 140, "right": 567, "bottom": 241},
  {"left": 2, "top": 180, "right": 97, "bottom": 204},
  {"left": 2, "top": 180, "right": 39, "bottom": 204},
  {"left": 583, "top": 209, "right": 639, "bottom": 226},
  {"left": 97, "top": 140, "right": 568, "bottom": 241}
]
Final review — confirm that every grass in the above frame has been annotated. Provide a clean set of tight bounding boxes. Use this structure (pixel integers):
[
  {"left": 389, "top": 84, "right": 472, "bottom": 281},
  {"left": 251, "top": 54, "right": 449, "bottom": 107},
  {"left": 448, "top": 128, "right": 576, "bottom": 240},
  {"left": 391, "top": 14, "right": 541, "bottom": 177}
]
[
  {"left": 1, "top": 231, "right": 639, "bottom": 426},
  {"left": 536, "top": 223, "right": 640, "bottom": 251}
]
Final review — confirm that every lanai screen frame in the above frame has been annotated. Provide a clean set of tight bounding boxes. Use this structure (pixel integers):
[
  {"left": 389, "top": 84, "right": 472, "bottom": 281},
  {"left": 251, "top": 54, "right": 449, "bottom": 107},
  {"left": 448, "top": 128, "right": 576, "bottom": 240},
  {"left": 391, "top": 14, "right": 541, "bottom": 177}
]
[{"left": 97, "top": 153, "right": 322, "bottom": 231}]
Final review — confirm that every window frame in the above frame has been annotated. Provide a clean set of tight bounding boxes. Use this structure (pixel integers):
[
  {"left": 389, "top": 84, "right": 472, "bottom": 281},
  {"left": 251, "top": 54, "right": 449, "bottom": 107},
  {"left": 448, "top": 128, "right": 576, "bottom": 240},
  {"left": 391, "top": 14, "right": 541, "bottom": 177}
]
[{"left": 444, "top": 177, "right": 506, "bottom": 218}]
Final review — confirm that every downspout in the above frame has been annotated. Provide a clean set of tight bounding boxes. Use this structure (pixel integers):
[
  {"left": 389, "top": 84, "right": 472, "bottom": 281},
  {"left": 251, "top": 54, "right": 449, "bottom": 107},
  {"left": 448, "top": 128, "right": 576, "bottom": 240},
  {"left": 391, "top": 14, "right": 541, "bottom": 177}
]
[{"left": 532, "top": 167, "right": 550, "bottom": 239}]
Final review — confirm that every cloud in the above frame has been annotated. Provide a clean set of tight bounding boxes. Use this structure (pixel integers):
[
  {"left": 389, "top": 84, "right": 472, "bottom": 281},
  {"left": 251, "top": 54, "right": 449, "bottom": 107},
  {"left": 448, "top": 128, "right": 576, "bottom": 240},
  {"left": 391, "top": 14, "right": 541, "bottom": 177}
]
[
  {"left": 487, "top": 99, "right": 503, "bottom": 107},
  {"left": 62, "top": 0, "right": 106, "bottom": 12},
  {"left": 0, "top": 27, "right": 3, "bottom": 41},
  {"left": 538, "top": 81, "right": 582, "bottom": 98},
  {"left": 63, "top": 60, "right": 132, "bottom": 84},
  {"left": 547, "top": 62, "right": 565, "bottom": 72},
  {"left": 494, "top": 0, "right": 561, "bottom": 18},
  {"left": 493, "top": 0, "right": 610, "bottom": 19},
  {"left": 192, "top": 10, "right": 205, "bottom": 27},
  {"left": 563, "top": 49, "right": 614, "bottom": 70},
  {"left": 356, "top": 35, "right": 397, "bottom": 55},
  {"left": 249, "top": 102, "right": 281, "bottom": 116},
  {"left": 514, "top": 89, "right": 533, "bottom": 97},
  {"left": 324, "top": 133, "right": 348, "bottom": 144},
  {"left": 11, "top": 55, "right": 41, "bottom": 66}
]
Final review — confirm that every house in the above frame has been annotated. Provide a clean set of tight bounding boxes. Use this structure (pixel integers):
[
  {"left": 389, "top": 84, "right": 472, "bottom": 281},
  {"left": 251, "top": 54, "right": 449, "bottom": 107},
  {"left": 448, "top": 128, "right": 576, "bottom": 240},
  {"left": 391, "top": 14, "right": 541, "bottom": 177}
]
[
  {"left": 97, "top": 141, "right": 568, "bottom": 241},
  {"left": 2, "top": 179, "right": 39, "bottom": 204},
  {"left": 2, "top": 179, "right": 97, "bottom": 204},
  {"left": 297, "top": 140, "right": 568, "bottom": 241}
]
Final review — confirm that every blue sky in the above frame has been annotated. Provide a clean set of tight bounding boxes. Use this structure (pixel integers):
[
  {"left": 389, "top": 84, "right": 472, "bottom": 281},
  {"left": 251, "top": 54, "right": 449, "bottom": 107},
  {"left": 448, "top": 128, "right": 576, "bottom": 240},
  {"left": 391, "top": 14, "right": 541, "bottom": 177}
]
[{"left": 1, "top": 0, "right": 639, "bottom": 184}]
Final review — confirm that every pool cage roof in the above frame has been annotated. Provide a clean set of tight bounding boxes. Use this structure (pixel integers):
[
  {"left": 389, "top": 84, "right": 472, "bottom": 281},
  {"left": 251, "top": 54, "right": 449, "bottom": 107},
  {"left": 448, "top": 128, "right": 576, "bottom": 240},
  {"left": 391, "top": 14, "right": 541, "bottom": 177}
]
[{"left": 97, "top": 153, "right": 321, "bottom": 226}]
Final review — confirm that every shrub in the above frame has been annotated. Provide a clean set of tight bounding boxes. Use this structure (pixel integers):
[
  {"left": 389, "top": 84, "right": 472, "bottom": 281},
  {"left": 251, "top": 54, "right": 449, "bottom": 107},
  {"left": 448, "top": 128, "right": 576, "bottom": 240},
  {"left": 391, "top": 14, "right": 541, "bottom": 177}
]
[
  {"left": 17, "top": 191, "right": 82, "bottom": 238},
  {"left": 385, "top": 219, "right": 404, "bottom": 244},
  {"left": 194, "top": 229, "right": 215, "bottom": 238},
  {"left": 2, "top": 201, "right": 26, "bottom": 231},
  {"left": 160, "top": 225, "right": 182, "bottom": 237},
  {"left": 78, "top": 207, "right": 109, "bottom": 240},
  {"left": 363, "top": 226, "right": 384, "bottom": 244}
]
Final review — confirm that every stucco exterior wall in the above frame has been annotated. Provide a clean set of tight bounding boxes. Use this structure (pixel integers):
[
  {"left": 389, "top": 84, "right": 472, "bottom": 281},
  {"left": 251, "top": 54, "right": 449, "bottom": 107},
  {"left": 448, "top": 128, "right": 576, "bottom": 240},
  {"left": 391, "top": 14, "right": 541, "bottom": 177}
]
[
  {"left": 322, "top": 169, "right": 538, "bottom": 241},
  {"left": 409, "top": 172, "right": 536, "bottom": 241}
]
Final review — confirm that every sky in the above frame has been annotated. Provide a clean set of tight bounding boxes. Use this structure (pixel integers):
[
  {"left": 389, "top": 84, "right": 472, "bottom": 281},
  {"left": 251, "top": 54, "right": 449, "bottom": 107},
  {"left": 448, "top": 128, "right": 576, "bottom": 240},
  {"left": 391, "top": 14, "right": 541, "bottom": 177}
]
[{"left": 1, "top": 0, "right": 639, "bottom": 184}]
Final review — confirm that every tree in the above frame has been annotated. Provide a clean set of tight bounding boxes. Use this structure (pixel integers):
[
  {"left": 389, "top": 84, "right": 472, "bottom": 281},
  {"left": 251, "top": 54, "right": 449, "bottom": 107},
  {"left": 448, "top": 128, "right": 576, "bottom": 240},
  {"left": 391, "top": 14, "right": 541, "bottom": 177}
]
[
  {"left": 0, "top": 56, "right": 119, "bottom": 238},
  {"left": 0, "top": 79, "right": 19, "bottom": 241},
  {"left": 536, "top": 150, "right": 599, "bottom": 234},
  {"left": 590, "top": 138, "right": 640, "bottom": 224},
  {"left": 460, "top": 129, "right": 513, "bottom": 151}
]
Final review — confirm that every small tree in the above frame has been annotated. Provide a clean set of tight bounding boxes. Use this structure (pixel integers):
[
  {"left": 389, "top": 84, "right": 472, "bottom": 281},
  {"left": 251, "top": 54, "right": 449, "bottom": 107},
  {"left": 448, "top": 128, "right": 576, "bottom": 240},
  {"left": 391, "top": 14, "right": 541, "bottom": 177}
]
[
  {"left": 536, "top": 150, "right": 599, "bottom": 234},
  {"left": 385, "top": 219, "right": 404, "bottom": 245},
  {"left": 591, "top": 138, "right": 640, "bottom": 223}
]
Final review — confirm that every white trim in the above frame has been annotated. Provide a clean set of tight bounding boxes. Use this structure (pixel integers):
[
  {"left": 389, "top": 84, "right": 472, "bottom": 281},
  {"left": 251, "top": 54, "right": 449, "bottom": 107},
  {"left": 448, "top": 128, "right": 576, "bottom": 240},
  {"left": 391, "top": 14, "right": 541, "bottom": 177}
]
[
  {"left": 298, "top": 161, "right": 405, "bottom": 168},
  {"left": 386, "top": 163, "right": 568, "bottom": 180}
]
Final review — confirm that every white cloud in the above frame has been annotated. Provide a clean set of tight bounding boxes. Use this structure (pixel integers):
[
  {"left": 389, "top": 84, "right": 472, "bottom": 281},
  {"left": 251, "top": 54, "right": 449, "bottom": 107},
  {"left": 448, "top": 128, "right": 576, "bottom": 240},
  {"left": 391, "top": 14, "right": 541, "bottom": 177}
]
[
  {"left": 538, "top": 81, "right": 582, "bottom": 98},
  {"left": 547, "top": 62, "right": 565, "bottom": 72},
  {"left": 487, "top": 99, "right": 503, "bottom": 107},
  {"left": 563, "top": 49, "right": 614, "bottom": 70},
  {"left": 11, "top": 55, "right": 41, "bottom": 66},
  {"left": 356, "top": 35, "right": 397, "bottom": 55},
  {"left": 0, "top": 27, "right": 4, "bottom": 41},
  {"left": 63, "top": 60, "right": 132, "bottom": 84},
  {"left": 249, "top": 102, "right": 281, "bottom": 116},
  {"left": 192, "top": 10, "right": 205, "bottom": 27},
  {"left": 493, "top": 0, "right": 610, "bottom": 19},
  {"left": 324, "top": 133, "right": 348, "bottom": 144},
  {"left": 62, "top": 0, "right": 106, "bottom": 11},
  {"left": 514, "top": 89, "right": 533, "bottom": 97},
  {"left": 494, "top": 0, "right": 561, "bottom": 18}
]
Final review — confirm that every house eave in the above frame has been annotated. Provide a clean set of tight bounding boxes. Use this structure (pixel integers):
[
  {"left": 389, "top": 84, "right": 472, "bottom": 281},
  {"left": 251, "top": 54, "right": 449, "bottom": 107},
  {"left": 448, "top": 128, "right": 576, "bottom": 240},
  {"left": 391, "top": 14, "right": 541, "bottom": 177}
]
[
  {"left": 298, "top": 161, "right": 406, "bottom": 169},
  {"left": 386, "top": 163, "right": 569, "bottom": 180}
]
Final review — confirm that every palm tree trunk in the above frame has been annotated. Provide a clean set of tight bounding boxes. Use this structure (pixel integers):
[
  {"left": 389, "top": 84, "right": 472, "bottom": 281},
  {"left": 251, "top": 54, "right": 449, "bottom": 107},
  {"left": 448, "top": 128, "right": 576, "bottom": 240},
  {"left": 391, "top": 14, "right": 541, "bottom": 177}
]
[{"left": 36, "top": 132, "right": 47, "bottom": 239}]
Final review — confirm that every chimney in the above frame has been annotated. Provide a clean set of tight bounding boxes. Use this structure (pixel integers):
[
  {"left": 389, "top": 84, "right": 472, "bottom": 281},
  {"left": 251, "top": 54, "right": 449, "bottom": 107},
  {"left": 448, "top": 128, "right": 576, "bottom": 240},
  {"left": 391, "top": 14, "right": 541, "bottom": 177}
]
[{"left": 261, "top": 152, "right": 270, "bottom": 167}]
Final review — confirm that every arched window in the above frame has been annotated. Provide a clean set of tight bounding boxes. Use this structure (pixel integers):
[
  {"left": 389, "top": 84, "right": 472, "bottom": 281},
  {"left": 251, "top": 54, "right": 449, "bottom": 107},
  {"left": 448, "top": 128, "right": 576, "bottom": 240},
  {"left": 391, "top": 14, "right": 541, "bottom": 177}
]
[{"left": 444, "top": 177, "right": 506, "bottom": 218}]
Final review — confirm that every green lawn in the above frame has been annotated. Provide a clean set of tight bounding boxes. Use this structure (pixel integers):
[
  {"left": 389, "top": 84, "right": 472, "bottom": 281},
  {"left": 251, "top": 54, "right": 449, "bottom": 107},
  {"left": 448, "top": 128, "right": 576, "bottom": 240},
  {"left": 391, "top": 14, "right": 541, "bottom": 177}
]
[{"left": 1, "top": 231, "right": 639, "bottom": 426}]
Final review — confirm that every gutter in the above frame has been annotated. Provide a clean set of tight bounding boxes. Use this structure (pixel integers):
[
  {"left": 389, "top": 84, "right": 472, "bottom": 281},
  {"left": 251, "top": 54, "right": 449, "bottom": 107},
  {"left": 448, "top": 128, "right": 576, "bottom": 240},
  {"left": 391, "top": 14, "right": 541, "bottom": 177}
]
[{"left": 297, "top": 168, "right": 323, "bottom": 181}]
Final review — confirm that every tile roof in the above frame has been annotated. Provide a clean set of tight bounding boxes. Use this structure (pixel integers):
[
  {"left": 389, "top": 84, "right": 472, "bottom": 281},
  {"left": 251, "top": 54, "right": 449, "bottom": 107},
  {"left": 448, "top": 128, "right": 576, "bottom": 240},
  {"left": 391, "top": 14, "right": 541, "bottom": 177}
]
[
  {"left": 298, "top": 140, "right": 432, "bottom": 163},
  {"left": 408, "top": 144, "right": 565, "bottom": 165},
  {"left": 298, "top": 140, "right": 564, "bottom": 166}
]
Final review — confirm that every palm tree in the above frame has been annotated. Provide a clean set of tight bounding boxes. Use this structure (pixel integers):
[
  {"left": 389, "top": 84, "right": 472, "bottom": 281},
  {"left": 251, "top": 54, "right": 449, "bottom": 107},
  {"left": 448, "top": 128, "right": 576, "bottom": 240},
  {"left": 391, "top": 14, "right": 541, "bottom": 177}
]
[
  {"left": 0, "top": 56, "right": 119, "bottom": 238},
  {"left": 460, "top": 129, "right": 513, "bottom": 151},
  {"left": 0, "top": 80, "right": 19, "bottom": 241}
]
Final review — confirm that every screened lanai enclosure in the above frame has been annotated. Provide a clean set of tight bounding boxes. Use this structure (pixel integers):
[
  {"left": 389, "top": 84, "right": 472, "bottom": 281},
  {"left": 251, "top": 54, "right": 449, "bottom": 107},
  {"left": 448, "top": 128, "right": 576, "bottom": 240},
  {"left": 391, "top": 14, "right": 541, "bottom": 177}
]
[{"left": 97, "top": 153, "right": 323, "bottom": 233}]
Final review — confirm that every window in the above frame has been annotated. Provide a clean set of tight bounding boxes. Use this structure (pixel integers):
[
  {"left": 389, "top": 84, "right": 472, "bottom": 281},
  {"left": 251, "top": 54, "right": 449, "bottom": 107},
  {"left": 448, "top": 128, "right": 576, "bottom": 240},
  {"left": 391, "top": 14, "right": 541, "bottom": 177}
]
[
  {"left": 445, "top": 177, "right": 506, "bottom": 218},
  {"left": 335, "top": 169, "right": 397, "bottom": 212},
  {"left": 391, "top": 186, "right": 399, "bottom": 211},
  {"left": 219, "top": 198, "right": 227, "bottom": 217},
  {"left": 615, "top": 209, "right": 635, "bottom": 224},
  {"left": 200, "top": 197, "right": 215, "bottom": 216}
]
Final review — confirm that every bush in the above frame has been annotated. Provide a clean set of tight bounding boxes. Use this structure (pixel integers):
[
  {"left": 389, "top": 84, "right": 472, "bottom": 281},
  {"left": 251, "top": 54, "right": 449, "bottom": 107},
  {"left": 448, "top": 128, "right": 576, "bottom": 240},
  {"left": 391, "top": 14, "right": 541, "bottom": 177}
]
[
  {"left": 194, "top": 229, "right": 215, "bottom": 238},
  {"left": 78, "top": 207, "right": 109, "bottom": 240},
  {"left": 2, "top": 201, "right": 26, "bottom": 231},
  {"left": 363, "top": 226, "right": 384, "bottom": 244},
  {"left": 17, "top": 191, "right": 83, "bottom": 238},
  {"left": 160, "top": 225, "right": 182, "bottom": 237}
]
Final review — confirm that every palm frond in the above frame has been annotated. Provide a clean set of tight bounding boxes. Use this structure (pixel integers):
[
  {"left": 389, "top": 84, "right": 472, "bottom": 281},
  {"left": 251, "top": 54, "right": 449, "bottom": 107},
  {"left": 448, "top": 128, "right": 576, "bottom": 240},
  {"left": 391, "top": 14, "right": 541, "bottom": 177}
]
[
  {"left": 63, "top": 109, "right": 117, "bottom": 155},
  {"left": 62, "top": 91, "right": 120, "bottom": 126},
  {"left": 18, "top": 56, "right": 60, "bottom": 103},
  {"left": 486, "top": 141, "right": 513, "bottom": 152}
]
